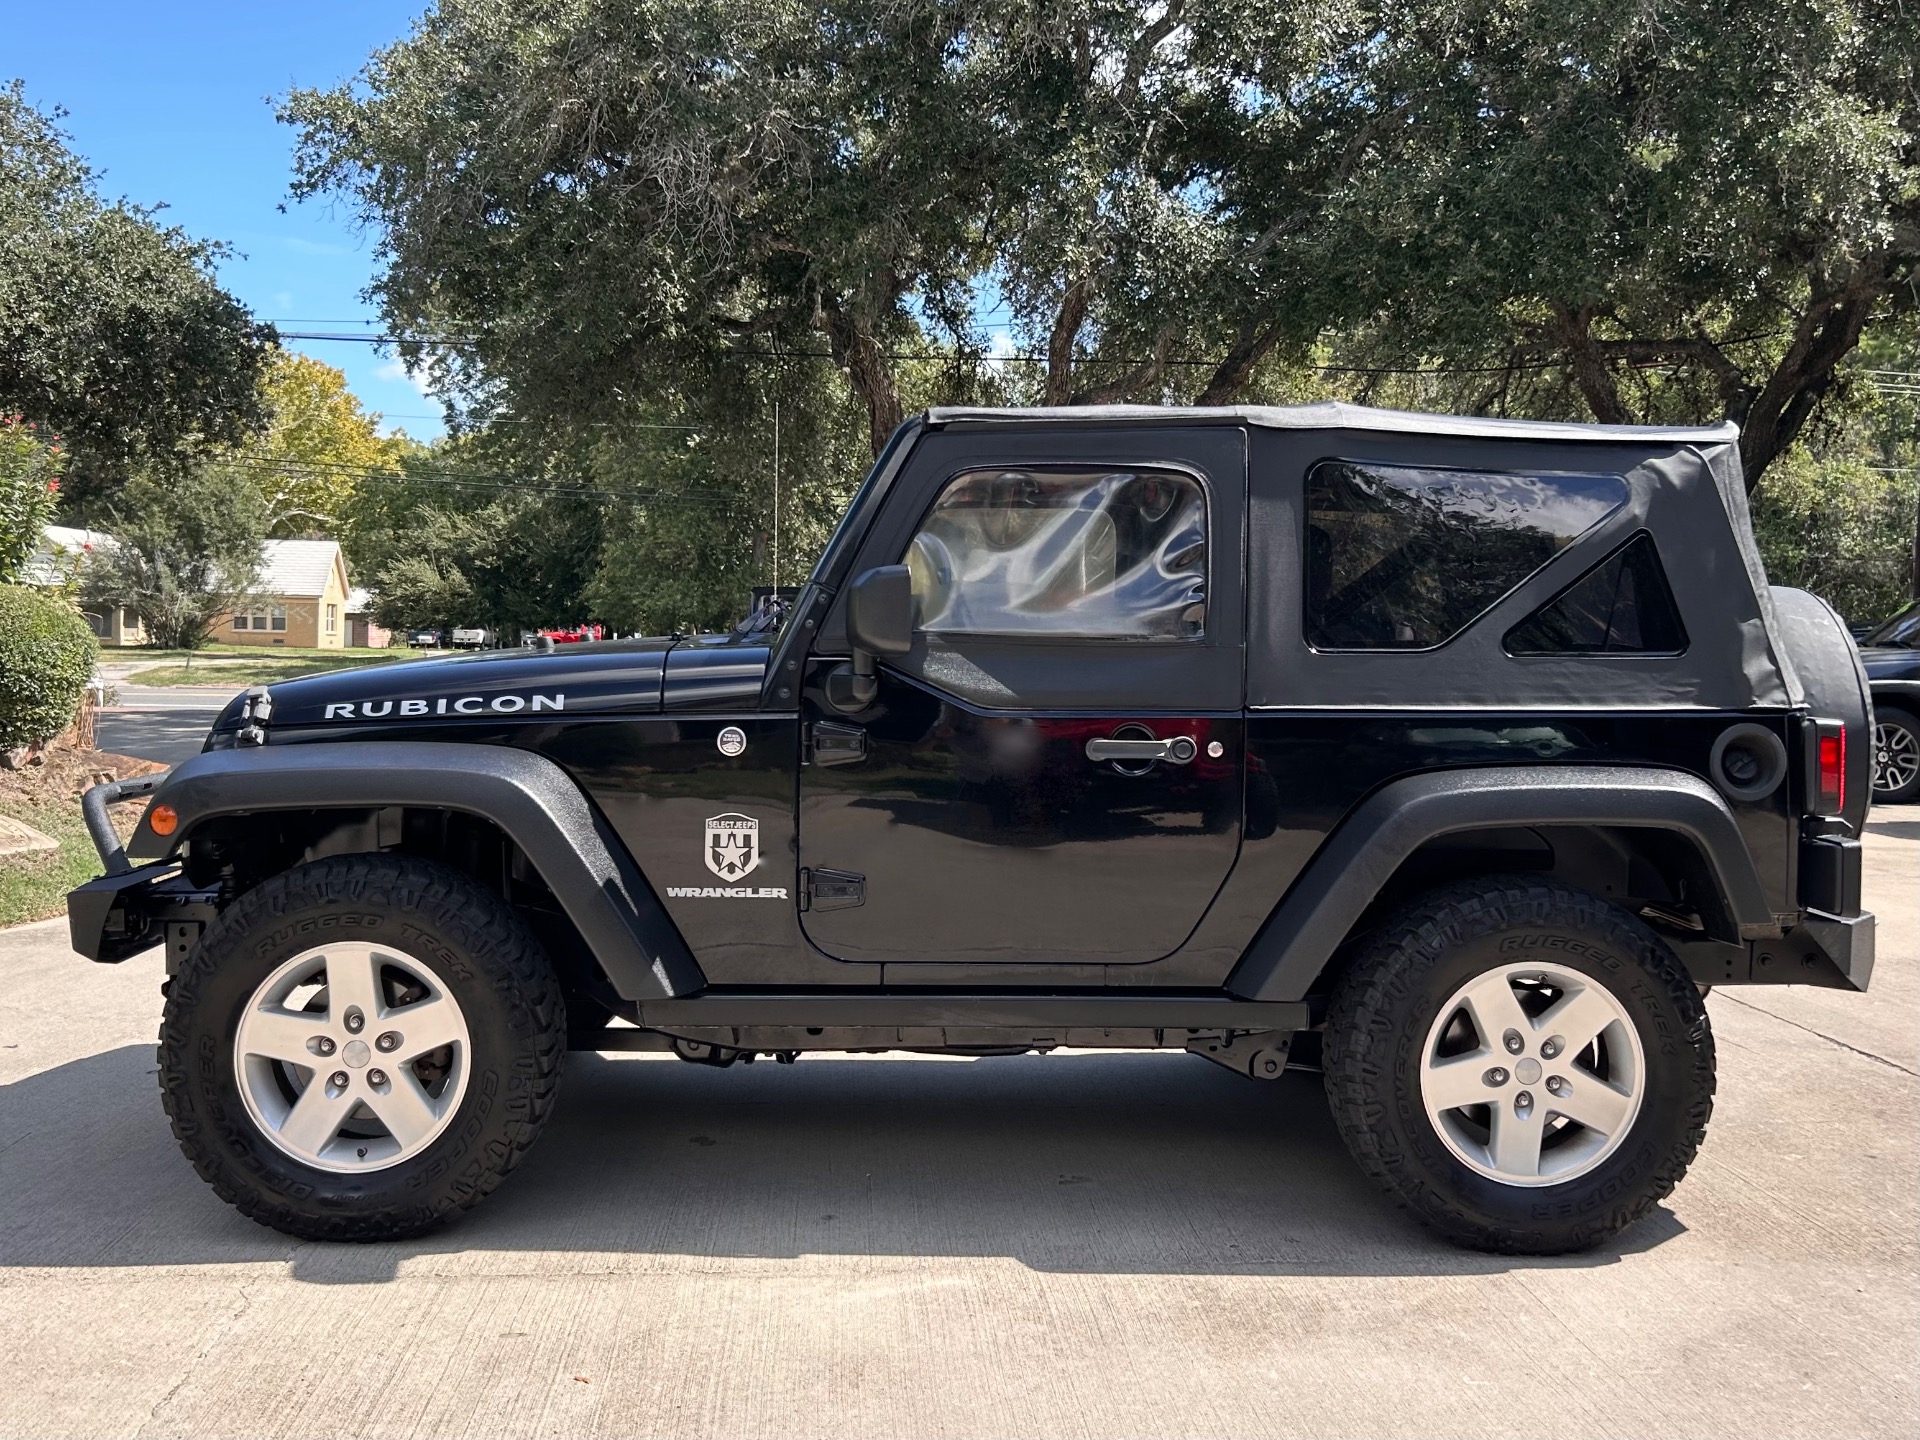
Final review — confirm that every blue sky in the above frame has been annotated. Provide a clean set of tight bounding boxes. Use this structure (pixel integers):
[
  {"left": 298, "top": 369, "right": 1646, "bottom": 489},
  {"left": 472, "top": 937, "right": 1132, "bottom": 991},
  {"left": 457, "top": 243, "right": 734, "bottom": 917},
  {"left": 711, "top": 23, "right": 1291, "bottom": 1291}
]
[{"left": 7, "top": 1, "right": 443, "bottom": 439}]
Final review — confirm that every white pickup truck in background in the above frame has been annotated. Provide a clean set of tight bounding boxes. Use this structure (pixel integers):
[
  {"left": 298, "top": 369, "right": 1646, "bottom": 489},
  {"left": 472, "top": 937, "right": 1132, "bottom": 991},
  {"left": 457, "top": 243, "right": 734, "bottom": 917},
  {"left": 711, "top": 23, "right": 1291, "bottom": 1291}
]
[{"left": 449, "top": 627, "right": 493, "bottom": 649}]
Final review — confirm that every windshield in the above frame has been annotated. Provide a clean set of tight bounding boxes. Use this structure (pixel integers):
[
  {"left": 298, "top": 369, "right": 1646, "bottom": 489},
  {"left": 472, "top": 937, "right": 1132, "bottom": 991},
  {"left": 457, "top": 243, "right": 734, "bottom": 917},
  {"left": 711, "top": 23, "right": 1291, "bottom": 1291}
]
[{"left": 1864, "top": 602, "right": 1920, "bottom": 648}]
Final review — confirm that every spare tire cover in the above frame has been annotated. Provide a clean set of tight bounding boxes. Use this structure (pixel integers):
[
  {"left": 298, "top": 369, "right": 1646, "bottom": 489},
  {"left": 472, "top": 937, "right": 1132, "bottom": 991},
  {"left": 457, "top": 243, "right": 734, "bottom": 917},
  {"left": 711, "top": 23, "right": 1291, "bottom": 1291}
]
[{"left": 1769, "top": 585, "right": 1872, "bottom": 830}]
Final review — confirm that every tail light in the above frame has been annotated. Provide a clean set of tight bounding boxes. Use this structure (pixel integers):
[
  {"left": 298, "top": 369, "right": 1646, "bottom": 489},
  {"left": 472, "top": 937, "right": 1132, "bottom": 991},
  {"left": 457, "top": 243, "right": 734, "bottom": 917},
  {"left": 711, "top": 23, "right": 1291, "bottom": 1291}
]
[{"left": 1809, "top": 719, "right": 1846, "bottom": 816}]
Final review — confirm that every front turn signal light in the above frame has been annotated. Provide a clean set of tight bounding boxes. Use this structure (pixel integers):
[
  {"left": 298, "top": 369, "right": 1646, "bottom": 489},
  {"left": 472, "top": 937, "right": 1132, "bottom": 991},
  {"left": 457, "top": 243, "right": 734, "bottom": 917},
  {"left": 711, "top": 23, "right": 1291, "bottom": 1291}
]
[{"left": 149, "top": 803, "right": 178, "bottom": 837}]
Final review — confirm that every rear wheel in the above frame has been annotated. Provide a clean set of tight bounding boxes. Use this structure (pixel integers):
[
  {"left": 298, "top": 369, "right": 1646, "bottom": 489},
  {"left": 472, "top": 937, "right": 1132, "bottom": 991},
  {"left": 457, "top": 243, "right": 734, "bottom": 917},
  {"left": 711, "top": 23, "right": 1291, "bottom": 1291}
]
[
  {"left": 1872, "top": 708, "right": 1920, "bottom": 803},
  {"left": 159, "top": 855, "right": 565, "bottom": 1240},
  {"left": 1324, "top": 877, "right": 1714, "bottom": 1253}
]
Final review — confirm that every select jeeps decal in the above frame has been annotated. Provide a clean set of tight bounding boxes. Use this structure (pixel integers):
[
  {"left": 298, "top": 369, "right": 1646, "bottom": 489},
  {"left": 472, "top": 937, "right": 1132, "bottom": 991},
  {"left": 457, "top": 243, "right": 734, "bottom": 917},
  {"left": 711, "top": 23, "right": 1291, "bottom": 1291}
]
[
  {"left": 664, "top": 813, "right": 788, "bottom": 900},
  {"left": 322, "top": 693, "right": 565, "bottom": 720}
]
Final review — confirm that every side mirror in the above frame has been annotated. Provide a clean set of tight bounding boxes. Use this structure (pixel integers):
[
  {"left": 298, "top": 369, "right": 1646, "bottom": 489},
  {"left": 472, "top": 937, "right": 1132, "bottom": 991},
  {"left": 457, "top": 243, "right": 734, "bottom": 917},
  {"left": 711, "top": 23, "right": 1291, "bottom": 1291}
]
[
  {"left": 846, "top": 565, "right": 914, "bottom": 658},
  {"left": 827, "top": 565, "right": 913, "bottom": 712}
]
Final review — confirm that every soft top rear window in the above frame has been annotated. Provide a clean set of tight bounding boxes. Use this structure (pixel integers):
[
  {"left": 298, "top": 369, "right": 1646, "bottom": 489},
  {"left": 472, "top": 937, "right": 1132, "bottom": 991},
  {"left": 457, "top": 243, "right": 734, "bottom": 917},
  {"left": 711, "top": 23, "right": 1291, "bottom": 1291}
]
[{"left": 1305, "top": 460, "right": 1629, "bottom": 650}]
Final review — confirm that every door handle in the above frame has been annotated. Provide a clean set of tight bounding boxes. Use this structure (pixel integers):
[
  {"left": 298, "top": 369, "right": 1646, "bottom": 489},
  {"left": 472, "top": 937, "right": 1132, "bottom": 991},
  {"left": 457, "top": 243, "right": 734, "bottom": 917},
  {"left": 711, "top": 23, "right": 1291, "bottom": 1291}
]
[{"left": 1085, "top": 734, "right": 1197, "bottom": 765}]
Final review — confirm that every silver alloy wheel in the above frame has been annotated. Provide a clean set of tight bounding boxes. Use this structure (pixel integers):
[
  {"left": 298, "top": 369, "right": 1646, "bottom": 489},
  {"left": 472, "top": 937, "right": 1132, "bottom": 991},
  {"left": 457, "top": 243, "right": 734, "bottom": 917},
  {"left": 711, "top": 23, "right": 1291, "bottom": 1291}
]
[
  {"left": 1419, "top": 962, "right": 1645, "bottom": 1187},
  {"left": 1874, "top": 718, "right": 1919, "bottom": 796},
  {"left": 233, "top": 943, "right": 471, "bottom": 1174}
]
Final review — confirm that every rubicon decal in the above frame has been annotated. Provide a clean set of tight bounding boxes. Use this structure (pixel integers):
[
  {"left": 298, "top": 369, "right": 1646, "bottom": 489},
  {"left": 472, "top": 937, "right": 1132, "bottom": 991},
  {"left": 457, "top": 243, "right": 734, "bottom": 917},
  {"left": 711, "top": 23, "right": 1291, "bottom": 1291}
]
[
  {"left": 704, "top": 813, "right": 761, "bottom": 880},
  {"left": 322, "top": 693, "right": 565, "bottom": 720}
]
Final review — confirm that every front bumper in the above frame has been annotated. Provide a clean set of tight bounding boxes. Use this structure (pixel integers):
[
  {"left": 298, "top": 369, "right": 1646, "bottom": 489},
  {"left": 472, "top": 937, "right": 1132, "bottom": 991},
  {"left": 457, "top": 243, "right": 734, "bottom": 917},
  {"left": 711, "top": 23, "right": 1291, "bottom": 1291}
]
[
  {"left": 67, "top": 862, "right": 215, "bottom": 964},
  {"left": 67, "top": 770, "right": 215, "bottom": 964}
]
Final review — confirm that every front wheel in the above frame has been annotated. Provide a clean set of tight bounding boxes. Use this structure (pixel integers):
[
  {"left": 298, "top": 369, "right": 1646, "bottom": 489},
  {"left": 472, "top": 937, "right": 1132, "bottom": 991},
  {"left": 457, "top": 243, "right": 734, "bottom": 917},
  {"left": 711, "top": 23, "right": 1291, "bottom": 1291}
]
[
  {"left": 1324, "top": 877, "right": 1714, "bottom": 1254},
  {"left": 159, "top": 854, "right": 566, "bottom": 1241}
]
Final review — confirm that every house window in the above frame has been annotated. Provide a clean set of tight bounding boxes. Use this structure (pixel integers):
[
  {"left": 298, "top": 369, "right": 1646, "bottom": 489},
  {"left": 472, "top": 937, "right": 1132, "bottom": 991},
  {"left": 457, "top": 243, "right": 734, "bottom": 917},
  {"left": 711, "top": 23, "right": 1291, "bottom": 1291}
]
[
  {"left": 271, "top": 606, "right": 287, "bottom": 632},
  {"left": 324, "top": 604, "right": 338, "bottom": 634},
  {"left": 233, "top": 614, "right": 252, "bottom": 631}
]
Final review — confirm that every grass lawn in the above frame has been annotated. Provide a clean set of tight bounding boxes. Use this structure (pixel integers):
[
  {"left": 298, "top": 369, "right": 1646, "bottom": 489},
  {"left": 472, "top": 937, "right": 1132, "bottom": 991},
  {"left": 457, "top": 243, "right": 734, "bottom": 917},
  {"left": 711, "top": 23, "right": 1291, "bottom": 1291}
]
[
  {"left": 1, "top": 744, "right": 162, "bottom": 929},
  {"left": 0, "top": 794, "right": 106, "bottom": 928},
  {"left": 125, "top": 652, "right": 425, "bottom": 687}
]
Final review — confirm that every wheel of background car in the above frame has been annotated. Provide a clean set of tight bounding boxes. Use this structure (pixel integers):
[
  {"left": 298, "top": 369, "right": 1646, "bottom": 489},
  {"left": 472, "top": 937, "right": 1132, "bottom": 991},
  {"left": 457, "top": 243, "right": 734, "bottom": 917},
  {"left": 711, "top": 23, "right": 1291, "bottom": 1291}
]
[
  {"left": 1323, "top": 876, "right": 1714, "bottom": 1254},
  {"left": 159, "top": 854, "right": 565, "bottom": 1241},
  {"left": 1872, "top": 710, "right": 1920, "bottom": 803}
]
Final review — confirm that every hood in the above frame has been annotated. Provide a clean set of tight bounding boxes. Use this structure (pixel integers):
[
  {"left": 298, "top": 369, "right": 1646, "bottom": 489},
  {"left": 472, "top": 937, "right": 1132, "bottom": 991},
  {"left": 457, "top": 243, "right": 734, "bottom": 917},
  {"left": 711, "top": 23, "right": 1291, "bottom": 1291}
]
[
  {"left": 1862, "top": 645, "right": 1920, "bottom": 681},
  {"left": 257, "top": 637, "right": 680, "bottom": 729},
  {"left": 242, "top": 633, "right": 777, "bottom": 733}
]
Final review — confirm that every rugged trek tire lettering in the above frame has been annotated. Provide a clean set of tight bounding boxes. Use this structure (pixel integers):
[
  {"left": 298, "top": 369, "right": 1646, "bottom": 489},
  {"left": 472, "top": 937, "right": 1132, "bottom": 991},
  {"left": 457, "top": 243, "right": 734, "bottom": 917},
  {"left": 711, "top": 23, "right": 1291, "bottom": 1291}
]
[
  {"left": 158, "top": 855, "right": 565, "bottom": 1242},
  {"left": 1323, "top": 875, "right": 1715, "bottom": 1255}
]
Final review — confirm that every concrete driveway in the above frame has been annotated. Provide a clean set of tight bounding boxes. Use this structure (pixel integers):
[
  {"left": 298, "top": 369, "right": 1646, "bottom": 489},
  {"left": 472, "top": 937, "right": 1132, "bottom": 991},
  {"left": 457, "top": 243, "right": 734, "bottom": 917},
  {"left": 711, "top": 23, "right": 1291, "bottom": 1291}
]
[{"left": 1, "top": 823, "right": 1914, "bottom": 1439}]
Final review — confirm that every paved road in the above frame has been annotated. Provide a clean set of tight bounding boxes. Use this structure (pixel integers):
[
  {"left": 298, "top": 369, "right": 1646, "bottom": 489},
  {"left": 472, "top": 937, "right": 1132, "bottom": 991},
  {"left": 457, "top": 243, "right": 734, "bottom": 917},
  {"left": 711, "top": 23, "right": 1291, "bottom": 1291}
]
[
  {"left": 95, "top": 684, "right": 236, "bottom": 766},
  {"left": 1, "top": 824, "right": 1914, "bottom": 1438}
]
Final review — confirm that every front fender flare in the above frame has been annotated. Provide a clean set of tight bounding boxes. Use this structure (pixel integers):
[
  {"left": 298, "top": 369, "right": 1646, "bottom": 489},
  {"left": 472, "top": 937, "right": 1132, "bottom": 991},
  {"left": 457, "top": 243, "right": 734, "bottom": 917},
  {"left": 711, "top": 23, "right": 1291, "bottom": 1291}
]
[
  {"left": 1226, "top": 765, "right": 1775, "bottom": 1003},
  {"left": 129, "top": 742, "right": 704, "bottom": 1001}
]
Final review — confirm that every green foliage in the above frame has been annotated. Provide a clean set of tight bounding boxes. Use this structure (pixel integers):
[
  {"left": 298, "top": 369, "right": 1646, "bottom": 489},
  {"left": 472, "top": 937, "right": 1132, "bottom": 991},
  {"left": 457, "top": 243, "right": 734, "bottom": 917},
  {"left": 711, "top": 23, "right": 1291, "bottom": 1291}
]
[
  {"left": 282, "top": 0, "right": 1919, "bottom": 630},
  {"left": 1754, "top": 449, "right": 1919, "bottom": 624},
  {"left": 1, "top": 84, "right": 275, "bottom": 506},
  {"left": 240, "top": 351, "right": 412, "bottom": 536},
  {"left": 0, "top": 415, "right": 60, "bottom": 582},
  {"left": 84, "top": 467, "right": 267, "bottom": 649},
  {"left": 0, "top": 583, "right": 97, "bottom": 749}
]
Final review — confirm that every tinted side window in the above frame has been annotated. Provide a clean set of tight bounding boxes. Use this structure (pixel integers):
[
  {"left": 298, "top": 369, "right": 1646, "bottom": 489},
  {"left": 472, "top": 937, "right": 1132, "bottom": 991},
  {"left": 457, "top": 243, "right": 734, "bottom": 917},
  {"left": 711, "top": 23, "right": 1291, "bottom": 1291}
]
[
  {"left": 1504, "top": 533, "right": 1687, "bottom": 655},
  {"left": 1304, "top": 461, "right": 1629, "bottom": 649},
  {"left": 906, "top": 467, "right": 1206, "bottom": 638}
]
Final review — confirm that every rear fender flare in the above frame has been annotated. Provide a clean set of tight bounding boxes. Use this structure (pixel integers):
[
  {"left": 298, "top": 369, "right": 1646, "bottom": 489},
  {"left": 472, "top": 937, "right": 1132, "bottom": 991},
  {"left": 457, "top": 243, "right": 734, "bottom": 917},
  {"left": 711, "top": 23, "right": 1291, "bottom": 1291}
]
[
  {"left": 1226, "top": 765, "right": 1774, "bottom": 1003},
  {"left": 128, "top": 742, "right": 704, "bottom": 1001}
]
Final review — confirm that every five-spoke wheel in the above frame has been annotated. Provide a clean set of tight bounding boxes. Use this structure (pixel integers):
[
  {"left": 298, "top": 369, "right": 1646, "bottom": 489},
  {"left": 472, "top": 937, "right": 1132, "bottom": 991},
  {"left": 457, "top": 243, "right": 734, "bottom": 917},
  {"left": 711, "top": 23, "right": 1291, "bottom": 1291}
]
[
  {"left": 1420, "top": 963, "right": 1643, "bottom": 1186},
  {"left": 1325, "top": 876, "right": 1715, "bottom": 1253},
  {"left": 234, "top": 944, "right": 471, "bottom": 1172},
  {"left": 159, "top": 854, "right": 565, "bottom": 1240}
]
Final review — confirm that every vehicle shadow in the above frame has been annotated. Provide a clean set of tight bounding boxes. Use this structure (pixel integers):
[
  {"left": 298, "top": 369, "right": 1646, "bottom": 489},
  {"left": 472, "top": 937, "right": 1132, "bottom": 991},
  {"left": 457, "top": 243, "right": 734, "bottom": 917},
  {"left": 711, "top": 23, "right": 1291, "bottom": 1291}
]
[
  {"left": 0, "top": 1046, "right": 1683, "bottom": 1283},
  {"left": 1865, "top": 816, "right": 1920, "bottom": 841}
]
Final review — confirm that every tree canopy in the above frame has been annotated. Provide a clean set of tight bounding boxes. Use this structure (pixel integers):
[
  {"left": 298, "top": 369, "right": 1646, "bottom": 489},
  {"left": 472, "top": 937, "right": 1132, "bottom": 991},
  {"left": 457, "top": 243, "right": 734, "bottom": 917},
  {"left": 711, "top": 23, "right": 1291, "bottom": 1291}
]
[
  {"left": 279, "top": 0, "right": 1918, "bottom": 630},
  {"left": 1, "top": 84, "right": 277, "bottom": 507}
]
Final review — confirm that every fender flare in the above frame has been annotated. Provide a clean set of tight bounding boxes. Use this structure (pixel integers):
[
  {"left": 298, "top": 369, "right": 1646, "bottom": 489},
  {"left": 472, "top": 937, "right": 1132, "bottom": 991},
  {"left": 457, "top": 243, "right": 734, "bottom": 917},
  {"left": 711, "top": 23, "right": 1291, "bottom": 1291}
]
[
  {"left": 127, "top": 742, "right": 704, "bottom": 1001},
  {"left": 1225, "top": 765, "right": 1775, "bottom": 1003}
]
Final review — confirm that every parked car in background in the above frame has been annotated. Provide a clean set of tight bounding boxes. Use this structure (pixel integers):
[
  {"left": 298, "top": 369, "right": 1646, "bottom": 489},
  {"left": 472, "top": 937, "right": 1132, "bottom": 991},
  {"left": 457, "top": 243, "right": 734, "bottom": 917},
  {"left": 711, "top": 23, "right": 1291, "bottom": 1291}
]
[
  {"left": 450, "top": 627, "right": 493, "bottom": 649},
  {"left": 406, "top": 628, "right": 442, "bottom": 648},
  {"left": 525, "top": 623, "right": 604, "bottom": 645},
  {"left": 1859, "top": 601, "right": 1920, "bottom": 802}
]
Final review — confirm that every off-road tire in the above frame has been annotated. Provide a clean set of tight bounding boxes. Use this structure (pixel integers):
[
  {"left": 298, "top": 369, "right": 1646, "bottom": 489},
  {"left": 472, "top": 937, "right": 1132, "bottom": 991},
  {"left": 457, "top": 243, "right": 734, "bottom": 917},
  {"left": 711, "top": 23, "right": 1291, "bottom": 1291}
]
[
  {"left": 1324, "top": 876, "right": 1714, "bottom": 1254},
  {"left": 159, "top": 855, "right": 565, "bottom": 1241},
  {"left": 1872, "top": 707, "right": 1920, "bottom": 803}
]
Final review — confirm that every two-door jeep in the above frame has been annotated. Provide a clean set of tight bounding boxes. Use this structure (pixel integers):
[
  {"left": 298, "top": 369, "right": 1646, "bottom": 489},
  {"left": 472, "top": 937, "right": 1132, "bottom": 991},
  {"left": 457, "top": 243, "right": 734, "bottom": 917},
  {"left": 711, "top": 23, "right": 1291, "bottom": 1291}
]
[{"left": 70, "top": 402, "right": 1876, "bottom": 1253}]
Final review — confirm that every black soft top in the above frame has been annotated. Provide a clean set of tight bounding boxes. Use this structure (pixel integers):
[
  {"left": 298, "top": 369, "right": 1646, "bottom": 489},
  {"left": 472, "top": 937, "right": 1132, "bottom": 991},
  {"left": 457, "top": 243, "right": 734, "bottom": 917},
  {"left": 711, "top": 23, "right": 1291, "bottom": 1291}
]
[{"left": 924, "top": 403, "right": 1804, "bottom": 713}]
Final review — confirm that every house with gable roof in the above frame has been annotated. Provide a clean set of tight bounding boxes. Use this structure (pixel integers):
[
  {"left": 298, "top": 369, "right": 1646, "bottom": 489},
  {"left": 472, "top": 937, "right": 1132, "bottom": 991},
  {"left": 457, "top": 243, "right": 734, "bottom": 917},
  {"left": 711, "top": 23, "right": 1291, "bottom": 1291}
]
[{"left": 216, "top": 538, "right": 353, "bottom": 649}]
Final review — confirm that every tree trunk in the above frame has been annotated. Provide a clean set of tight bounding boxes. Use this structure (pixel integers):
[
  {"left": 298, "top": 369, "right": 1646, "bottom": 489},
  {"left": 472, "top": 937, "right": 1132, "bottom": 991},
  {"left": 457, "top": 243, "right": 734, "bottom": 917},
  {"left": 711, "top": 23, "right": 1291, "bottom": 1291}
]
[
  {"left": 1736, "top": 269, "right": 1892, "bottom": 490},
  {"left": 1044, "top": 277, "right": 1094, "bottom": 405},
  {"left": 818, "top": 295, "right": 906, "bottom": 459},
  {"left": 1194, "top": 321, "right": 1283, "bottom": 405},
  {"left": 1551, "top": 303, "right": 1629, "bottom": 426}
]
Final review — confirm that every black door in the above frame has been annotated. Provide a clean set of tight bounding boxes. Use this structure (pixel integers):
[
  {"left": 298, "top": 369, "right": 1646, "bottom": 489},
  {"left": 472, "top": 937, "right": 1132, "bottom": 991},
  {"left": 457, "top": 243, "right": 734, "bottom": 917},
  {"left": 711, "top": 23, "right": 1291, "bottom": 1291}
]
[{"left": 797, "top": 425, "right": 1247, "bottom": 970}]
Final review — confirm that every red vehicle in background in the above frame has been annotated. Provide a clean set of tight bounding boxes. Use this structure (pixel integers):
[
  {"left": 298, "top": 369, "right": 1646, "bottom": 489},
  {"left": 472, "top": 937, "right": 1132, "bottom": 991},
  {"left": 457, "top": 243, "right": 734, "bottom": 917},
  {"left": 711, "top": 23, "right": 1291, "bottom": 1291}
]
[{"left": 527, "top": 623, "right": 604, "bottom": 645}]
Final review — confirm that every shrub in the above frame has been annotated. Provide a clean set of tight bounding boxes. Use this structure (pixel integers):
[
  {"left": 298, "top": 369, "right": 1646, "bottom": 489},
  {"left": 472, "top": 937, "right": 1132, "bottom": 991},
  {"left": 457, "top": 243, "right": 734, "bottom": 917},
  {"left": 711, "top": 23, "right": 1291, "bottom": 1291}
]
[{"left": 0, "top": 583, "right": 98, "bottom": 752}]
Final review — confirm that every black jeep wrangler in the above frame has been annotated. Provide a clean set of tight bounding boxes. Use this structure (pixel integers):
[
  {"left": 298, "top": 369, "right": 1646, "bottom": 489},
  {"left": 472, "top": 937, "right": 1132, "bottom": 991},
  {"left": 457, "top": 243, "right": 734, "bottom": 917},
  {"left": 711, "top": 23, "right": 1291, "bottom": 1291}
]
[{"left": 69, "top": 403, "right": 1876, "bottom": 1254}]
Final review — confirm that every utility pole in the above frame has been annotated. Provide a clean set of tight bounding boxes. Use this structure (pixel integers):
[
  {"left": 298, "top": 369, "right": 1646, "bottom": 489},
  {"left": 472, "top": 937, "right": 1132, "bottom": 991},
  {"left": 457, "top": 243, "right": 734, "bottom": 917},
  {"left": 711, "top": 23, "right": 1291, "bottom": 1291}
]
[{"left": 772, "top": 399, "right": 781, "bottom": 590}]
